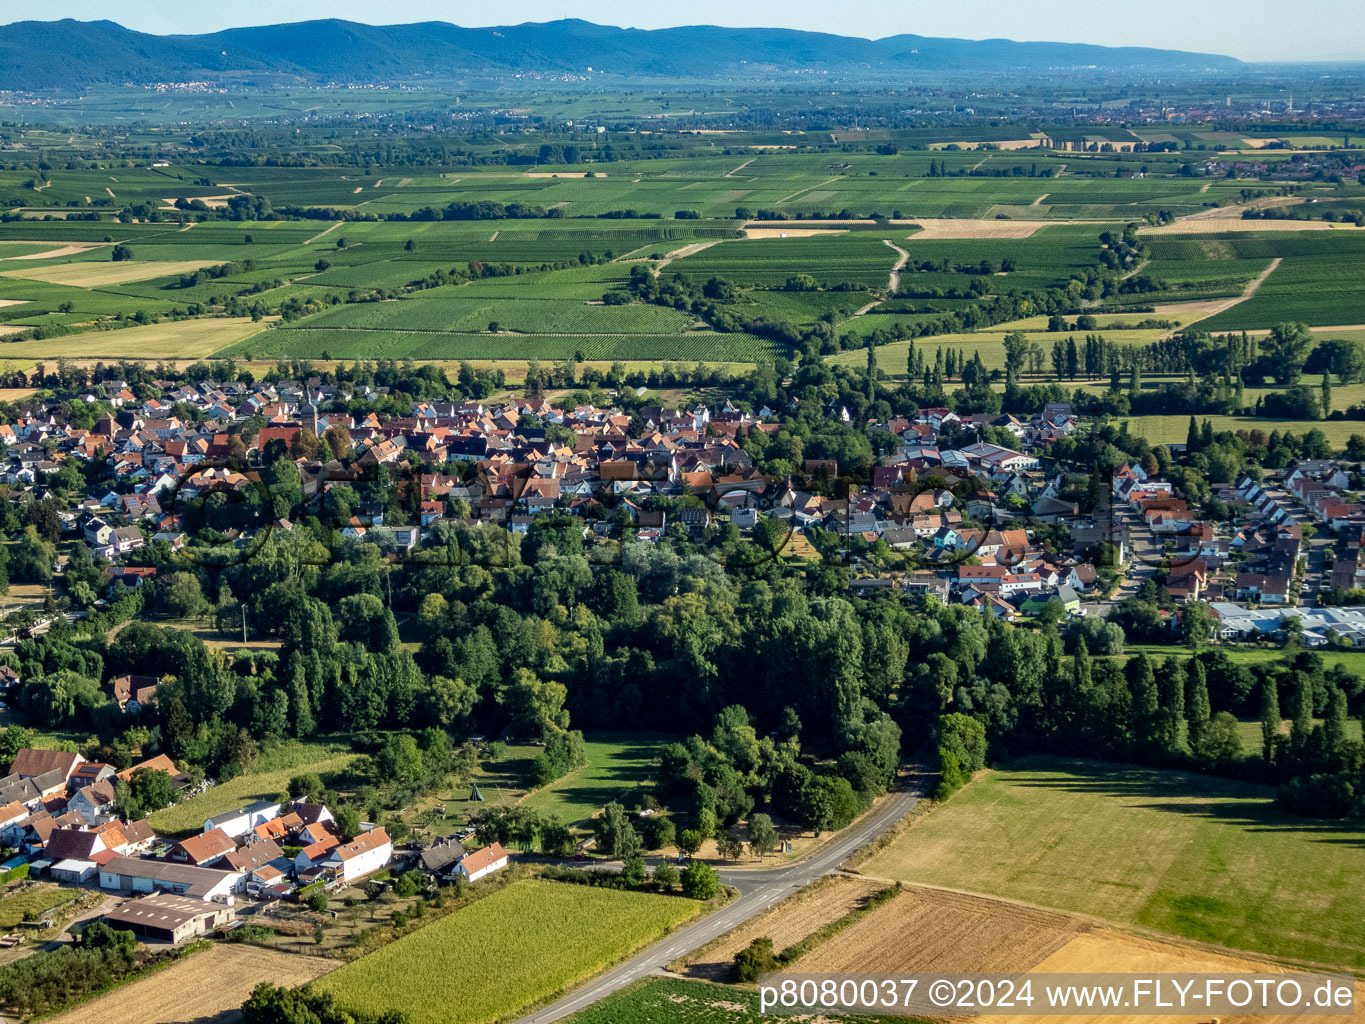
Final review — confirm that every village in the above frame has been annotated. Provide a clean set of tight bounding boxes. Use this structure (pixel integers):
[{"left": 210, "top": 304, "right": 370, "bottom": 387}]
[
  {"left": 0, "top": 741, "right": 512, "bottom": 947},
  {"left": 0, "top": 361, "right": 1355, "bottom": 990},
  {"left": 2, "top": 372, "right": 1363, "bottom": 651}
]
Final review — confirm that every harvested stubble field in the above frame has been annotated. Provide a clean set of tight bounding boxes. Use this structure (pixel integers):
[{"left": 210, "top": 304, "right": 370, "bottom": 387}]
[
  {"left": 790, "top": 886, "right": 1365, "bottom": 1024},
  {"left": 902, "top": 218, "right": 1050, "bottom": 238},
  {"left": 675, "top": 874, "right": 887, "bottom": 980},
  {"left": 0, "top": 259, "right": 221, "bottom": 287},
  {"left": 45, "top": 943, "right": 335, "bottom": 1024},
  {"left": 858, "top": 758, "right": 1365, "bottom": 968},
  {"left": 1141, "top": 217, "right": 1354, "bottom": 234},
  {"left": 0, "top": 316, "right": 268, "bottom": 359},
  {"left": 789, "top": 885, "right": 1083, "bottom": 975}
]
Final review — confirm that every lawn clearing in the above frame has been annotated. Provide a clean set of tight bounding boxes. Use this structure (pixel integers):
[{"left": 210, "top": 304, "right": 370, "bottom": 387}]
[
  {"left": 0, "top": 259, "right": 221, "bottom": 287},
  {"left": 859, "top": 757, "right": 1365, "bottom": 968},
  {"left": 44, "top": 943, "right": 335, "bottom": 1024},
  {"left": 517, "top": 733, "right": 669, "bottom": 827},
  {"left": 1122, "top": 643, "right": 1365, "bottom": 677},
  {"left": 148, "top": 739, "right": 361, "bottom": 836},
  {"left": 316, "top": 879, "right": 702, "bottom": 1024}
]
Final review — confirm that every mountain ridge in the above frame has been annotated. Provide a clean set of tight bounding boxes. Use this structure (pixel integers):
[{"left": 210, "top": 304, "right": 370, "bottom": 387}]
[{"left": 0, "top": 17, "right": 1245, "bottom": 91}]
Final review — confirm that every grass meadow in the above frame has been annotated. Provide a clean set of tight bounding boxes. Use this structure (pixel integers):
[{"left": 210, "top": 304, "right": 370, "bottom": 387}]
[
  {"left": 860, "top": 756, "right": 1365, "bottom": 968},
  {"left": 517, "top": 734, "right": 669, "bottom": 828}
]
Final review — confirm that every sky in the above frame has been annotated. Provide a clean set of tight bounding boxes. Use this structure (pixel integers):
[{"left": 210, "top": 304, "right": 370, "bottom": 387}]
[{"left": 11, "top": 1, "right": 1365, "bottom": 63}]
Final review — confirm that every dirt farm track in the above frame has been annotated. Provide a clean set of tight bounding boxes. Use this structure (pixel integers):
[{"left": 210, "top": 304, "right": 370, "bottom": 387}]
[{"left": 46, "top": 943, "right": 335, "bottom": 1024}]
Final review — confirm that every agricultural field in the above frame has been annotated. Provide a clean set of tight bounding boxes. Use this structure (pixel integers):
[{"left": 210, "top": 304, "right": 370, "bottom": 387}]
[
  {"left": 1141, "top": 236, "right": 1274, "bottom": 299},
  {"left": 316, "top": 879, "right": 702, "bottom": 1024},
  {"left": 44, "top": 943, "right": 335, "bottom": 1024},
  {"left": 1175, "top": 231, "right": 1365, "bottom": 331},
  {"left": 789, "top": 886, "right": 1365, "bottom": 1024},
  {"left": 830, "top": 322, "right": 1177, "bottom": 376},
  {"left": 1119, "top": 414, "right": 1360, "bottom": 446},
  {"left": 790, "top": 886, "right": 1080, "bottom": 974},
  {"left": 224, "top": 327, "right": 776, "bottom": 362},
  {"left": 676, "top": 875, "right": 888, "bottom": 981},
  {"left": 0, "top": 317, "right": 268, "bottom": 361},
  {"left": 669, "top": 233, "right": 901, "bottom": 288},
  {"left": 0, "top": 148, "right": 1347, "bottom": 367},
  {"left": 0, "top": 258, "right": 221, "bottom": 288},
  {"left": 859, "top": 757, "right": 1365, "bottom": 968},
  {"left": 282, "top": 292, "right": 700, "bottom": 334},
  {"left": 148, "top": 739, "right": 361, "bottom": 837}
]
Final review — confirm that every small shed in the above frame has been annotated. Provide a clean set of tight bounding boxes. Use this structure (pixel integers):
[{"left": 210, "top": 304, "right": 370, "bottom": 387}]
[{"left": 51, "top": 858, "right": 97, "bottom": 883}]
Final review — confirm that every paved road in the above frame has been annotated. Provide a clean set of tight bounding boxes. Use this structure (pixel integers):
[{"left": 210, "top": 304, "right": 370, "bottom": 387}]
[
  {"left": 1078, "top": 504, "right": 1161, "bottom": 620},
  {"left": 515, "top": 765, "right": 934, "bottom": 1024}
]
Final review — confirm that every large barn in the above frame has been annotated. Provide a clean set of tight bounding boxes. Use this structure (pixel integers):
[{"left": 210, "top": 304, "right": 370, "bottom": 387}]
[{"left": 103, "top": 893, "right": 236, "bottom": 944}]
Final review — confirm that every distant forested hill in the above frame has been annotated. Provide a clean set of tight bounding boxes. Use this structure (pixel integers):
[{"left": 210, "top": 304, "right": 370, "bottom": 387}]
[{"left": 0, "top": 17, "right": 1243, "bottom": 91}]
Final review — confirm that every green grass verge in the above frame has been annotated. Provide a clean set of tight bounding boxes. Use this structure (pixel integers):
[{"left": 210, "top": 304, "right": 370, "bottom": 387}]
[
  {"left": 563, "top": 976, "right": 916, "bottom": 1023},
  {"left": 859, "top": 756, "right": 1365, "bottom": 968},
  {"left": 1123, "top": 644, "right": 1365, "bottom": 675},
  {"left": 315, "top": 879, "right": 702, "bottom": 1024}
]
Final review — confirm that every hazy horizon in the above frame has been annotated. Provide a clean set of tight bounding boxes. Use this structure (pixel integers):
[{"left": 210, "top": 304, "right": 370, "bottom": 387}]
[{"left": 6, "top": 1, "right": 1365, "bottom": 64}]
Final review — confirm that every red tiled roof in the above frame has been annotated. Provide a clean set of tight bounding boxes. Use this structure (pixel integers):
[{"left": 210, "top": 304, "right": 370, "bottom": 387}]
[
  {"left": 9, "top": 749, "right": 81, "bottom": 779},
  {"left": 457, "top": 841, "right": 508, "bottom": 876},
  {"left": 332, "top": 827, "right": 390, "bottom": 862}
]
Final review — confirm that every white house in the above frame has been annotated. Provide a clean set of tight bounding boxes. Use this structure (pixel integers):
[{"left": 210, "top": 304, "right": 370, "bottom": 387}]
[
  {"left": 0, "top": 802, "right": 30, "bottom": 845},
  {"left": 324, "top": 827, "right": 391, "bottom": 883},
  {"left": 67, "top": 779, "right": 118, "bottom": 822},
  {"left": 454, "top": 841, "right": 509, "bottom": 883},
  {"left": 204, "top": 800, "right": 280, "bottom": 840}
]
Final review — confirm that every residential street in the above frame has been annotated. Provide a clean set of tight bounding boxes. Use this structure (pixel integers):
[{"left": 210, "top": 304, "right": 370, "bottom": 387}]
[
  {"left": 1263, "top": 484, "right": 1334, "bottom": 604},
  {"left": 515, "top": 764, "right": 935, "bottom": 1024}
]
